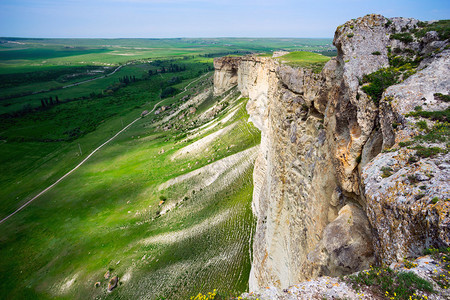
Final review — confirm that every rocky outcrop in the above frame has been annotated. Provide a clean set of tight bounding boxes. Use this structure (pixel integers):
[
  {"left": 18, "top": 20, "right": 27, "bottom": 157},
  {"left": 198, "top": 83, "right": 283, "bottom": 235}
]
[
  {"left": 363, "top": 50, "right": 450, "bottom": 262},
  {"left": 213, "top": 14, "right": 450, "bottom": 292},
  {"left": 213, "top": 56, "right": 240, "bottom": 96},
  {"left": 241, "top": 255, "right": 450, "bottom": 299}
]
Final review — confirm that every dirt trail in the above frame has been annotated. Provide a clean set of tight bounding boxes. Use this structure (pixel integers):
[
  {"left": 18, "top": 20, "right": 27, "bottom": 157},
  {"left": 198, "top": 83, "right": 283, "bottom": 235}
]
[
  {"left": 27, "top": 65, "right": 123, "bottom": 97},
  {"left": 61, "top": 65, "right": 123, "bottom": 89},
  {"left": 0, "top": 74, "right": 210, "bottom": 225}
]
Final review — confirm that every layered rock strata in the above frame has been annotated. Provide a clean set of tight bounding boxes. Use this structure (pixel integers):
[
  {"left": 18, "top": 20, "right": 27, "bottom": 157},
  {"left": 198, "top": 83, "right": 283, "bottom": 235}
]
[{"left": 213, "top": 14, "right": 450, "bottom": 291}]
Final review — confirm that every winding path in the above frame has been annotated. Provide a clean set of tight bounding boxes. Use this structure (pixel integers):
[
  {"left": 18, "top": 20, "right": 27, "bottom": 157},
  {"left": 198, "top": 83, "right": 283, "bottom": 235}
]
[
  {"left": 0, "top": 73, "right": 210, "bottom": 225},
  {"left": 62, "top": 65, "right": 123, "bottom": 89},
  {"left": 28, "top": 65, "right": 124, "bottom": 96}
]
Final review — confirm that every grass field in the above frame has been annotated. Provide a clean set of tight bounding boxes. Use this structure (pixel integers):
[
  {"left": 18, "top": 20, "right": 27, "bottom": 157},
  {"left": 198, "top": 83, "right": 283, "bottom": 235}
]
[
  {"left": 0, "top": 58, "right": 213, "bottom": 114},
  {"left": 0, "top": 38, "right": 334, "bottom": 115},
  {"left": 0, "top": 37, "right": 334, "bottom": 72},
  {"left": 274, "top": 51, "right": 331, "bottom": 73}
]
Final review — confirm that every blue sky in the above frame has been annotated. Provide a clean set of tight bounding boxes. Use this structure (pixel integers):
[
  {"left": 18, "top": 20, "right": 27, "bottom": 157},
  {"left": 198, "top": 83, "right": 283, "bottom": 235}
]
[{"left": 0, "top": 0, "right": 449, "bottom": 38}]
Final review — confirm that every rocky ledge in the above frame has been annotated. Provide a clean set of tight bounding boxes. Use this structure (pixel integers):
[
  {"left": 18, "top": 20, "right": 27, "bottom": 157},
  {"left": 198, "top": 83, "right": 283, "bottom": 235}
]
[{"left": 241, "top": 253, "right": 450, "bottom": 299}]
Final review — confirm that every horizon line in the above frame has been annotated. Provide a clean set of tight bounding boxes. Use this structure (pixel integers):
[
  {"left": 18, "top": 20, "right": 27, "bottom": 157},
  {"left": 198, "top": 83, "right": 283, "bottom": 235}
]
[{"left": 0, "top": 36, "right": 334, "bottom": 40}]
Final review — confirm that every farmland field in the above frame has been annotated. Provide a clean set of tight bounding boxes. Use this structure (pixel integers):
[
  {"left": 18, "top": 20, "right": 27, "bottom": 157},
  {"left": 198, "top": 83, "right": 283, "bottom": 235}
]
[{"left": 0, "top": 38, "right": 334, "bottom": 299}]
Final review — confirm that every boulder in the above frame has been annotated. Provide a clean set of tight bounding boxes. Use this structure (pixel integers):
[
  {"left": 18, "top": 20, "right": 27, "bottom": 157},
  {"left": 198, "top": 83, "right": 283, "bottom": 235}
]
[
  {"left": 307, "top": 204, "right": 375, "bottom": 277},
  {"left": 107, "top": 276, "right": 119, "bottom": 292}
]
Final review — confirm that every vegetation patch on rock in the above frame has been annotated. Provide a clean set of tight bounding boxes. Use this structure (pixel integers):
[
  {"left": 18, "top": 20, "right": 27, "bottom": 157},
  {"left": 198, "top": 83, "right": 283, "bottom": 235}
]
[
  {"left": 345, "top": 265, "right": 434, "bottom": 300},
  {"left": 360, "top": 68, "right": 400, "bottom": 105},
  {"left": 412, "top": 20, "right": 450, "bottom": 41}
]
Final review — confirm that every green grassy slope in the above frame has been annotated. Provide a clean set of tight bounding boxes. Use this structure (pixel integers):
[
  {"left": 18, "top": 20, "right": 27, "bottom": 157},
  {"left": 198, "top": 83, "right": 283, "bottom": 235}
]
[
  {"left": 0, "top": 39, "right": 310, "bottom": 298},
  {"left": 0, "top": 70, "right": 260, "bottom": 299},
  {"left": 0, "top": 62, "right": 213, "bottom": 215}
]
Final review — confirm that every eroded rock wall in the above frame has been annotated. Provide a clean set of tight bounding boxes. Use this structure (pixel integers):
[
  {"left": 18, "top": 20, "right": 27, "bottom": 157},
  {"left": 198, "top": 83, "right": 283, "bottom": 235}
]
[
  {"left": 213, "top": 56, "right": 240, "bottom": 96},
  {"left": 213, "top": 14, "right": 450, "bottom": 292}
]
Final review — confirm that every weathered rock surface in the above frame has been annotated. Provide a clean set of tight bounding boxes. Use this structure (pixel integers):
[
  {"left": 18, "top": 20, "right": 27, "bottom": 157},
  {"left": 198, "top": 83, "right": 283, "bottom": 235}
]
[
  {"left": 307, "top": 204, "right": 375, "bottom": 277},
  {"left": 213, "top": 56, "right": 240, "bottom": 96},
  {"left": 241, "top": 255, "right": 450, "bottom": 299},
  {"left": 213, "top": 14, "right": 450, "bottom": 293},
  {"left": 363, "top": 145, "right": 450, "bottom": 263}
]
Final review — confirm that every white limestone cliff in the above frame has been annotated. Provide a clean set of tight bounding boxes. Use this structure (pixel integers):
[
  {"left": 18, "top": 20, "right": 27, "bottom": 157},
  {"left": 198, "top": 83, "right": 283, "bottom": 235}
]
[{"left": 214, "top": 14, "right": 449, "bottom": 294}]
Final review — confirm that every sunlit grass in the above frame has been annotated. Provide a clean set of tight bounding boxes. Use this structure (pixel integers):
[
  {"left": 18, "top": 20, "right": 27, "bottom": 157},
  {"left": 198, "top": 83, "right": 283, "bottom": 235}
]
[
  {"left": 275, "top": 51, "right": 331, "bottom": 73},
  {"left": 0, "top": 81, "right": 259, "bottom": 299}
]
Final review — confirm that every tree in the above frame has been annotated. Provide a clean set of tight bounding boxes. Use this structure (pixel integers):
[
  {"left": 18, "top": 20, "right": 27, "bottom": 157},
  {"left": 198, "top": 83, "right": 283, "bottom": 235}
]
[{"left": 160, "top": 86, "right": 178, "bottom": 98}]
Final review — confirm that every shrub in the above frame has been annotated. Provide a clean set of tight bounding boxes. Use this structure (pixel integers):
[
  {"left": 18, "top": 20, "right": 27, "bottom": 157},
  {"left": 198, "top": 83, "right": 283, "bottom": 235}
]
[
  {"left": 407, "top": 108, "right": 450, "bottom": 122},
  {"left": 414, "top": 20, "right": 450, "bottom": 40},
  {"left": 346, "top": 266, "right": 433, "bottom": 300},
  {"left": 416, "top": 120, "right": 428, "bottom": 130},
  {"left": 372, "top": 51, "right": 381, "bottom": 55},
  {"left": 403, "top": 258, "right": 418, "bottom": 269},
  {"left": 424, "top": 247, "right": 450, "bottom": 256},
  {"left": 167, "top": 76, "right": 182, "bottom": 85},
  {"left": 381, "top": 166, "right": 394, "bottom": 178},
  {"left": 393, "top": 47, "right": 403, "bottom": 54},
  {"left": 408, "top": 174, "right": 418, "bottom": 184},
  {"left": 361, "top": 68, "right": 399, "bottom": 104},
  {"left": 347, "top": 33, "right": 354, "bottom": 38},
  {"left": 403, "top": 48, "right": 416, "bottom": 55},
  {"left": 413, "top": 121, "right": 449, "bottom": 143},
  {"left": 417, "top": 21, "right": 428, "bottom": 28},
  {"left": 408, "top": 155, "right": 419, "bottom": 163},
  {"left": 434, "top": 93, "right": 450, "bottom": 102},
  {"left": 396, "top": 272, "right": 433, "bottom": 294},
  {"left": 161, "top": 86, "right": 179, "bottom": 98},
  {"left": 424, "top": 247, "right": 440, "bottom": 255},
  {"left": 390, "top": 33, "right": 414, "bottom": 43},
  {"left": 388, "top": 55, "right": 421, "bottom": 68},
  {"left": 399, "top": 141, "right": 413, "bottom": 147},
  {"left": 414, "top": 145, "right": 444, "bottom": 158}
]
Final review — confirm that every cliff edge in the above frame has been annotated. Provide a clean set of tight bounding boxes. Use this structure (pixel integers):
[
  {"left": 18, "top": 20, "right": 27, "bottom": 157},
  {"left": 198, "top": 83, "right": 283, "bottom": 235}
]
[{"left": 214, "top": 14, "right": 449, "bottom": 294}]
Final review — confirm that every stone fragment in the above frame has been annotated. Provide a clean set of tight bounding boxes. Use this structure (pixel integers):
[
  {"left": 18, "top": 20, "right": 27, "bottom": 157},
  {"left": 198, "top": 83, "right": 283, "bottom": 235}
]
[
  {"left": 415, "top": 173, "right": 430, "bottom": 181},
  {"left": 107, "top": 276, "right": 119, "bottom": 292}
]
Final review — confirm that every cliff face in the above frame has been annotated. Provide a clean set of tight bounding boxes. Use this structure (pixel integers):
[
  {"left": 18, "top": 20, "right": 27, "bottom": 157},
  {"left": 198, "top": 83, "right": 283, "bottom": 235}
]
[
  {"left": 213, "top": 56, "right": 240, "bottom": 96},
  {"left": 214, "top": 14, "right": 450, "bottom": 291}
]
